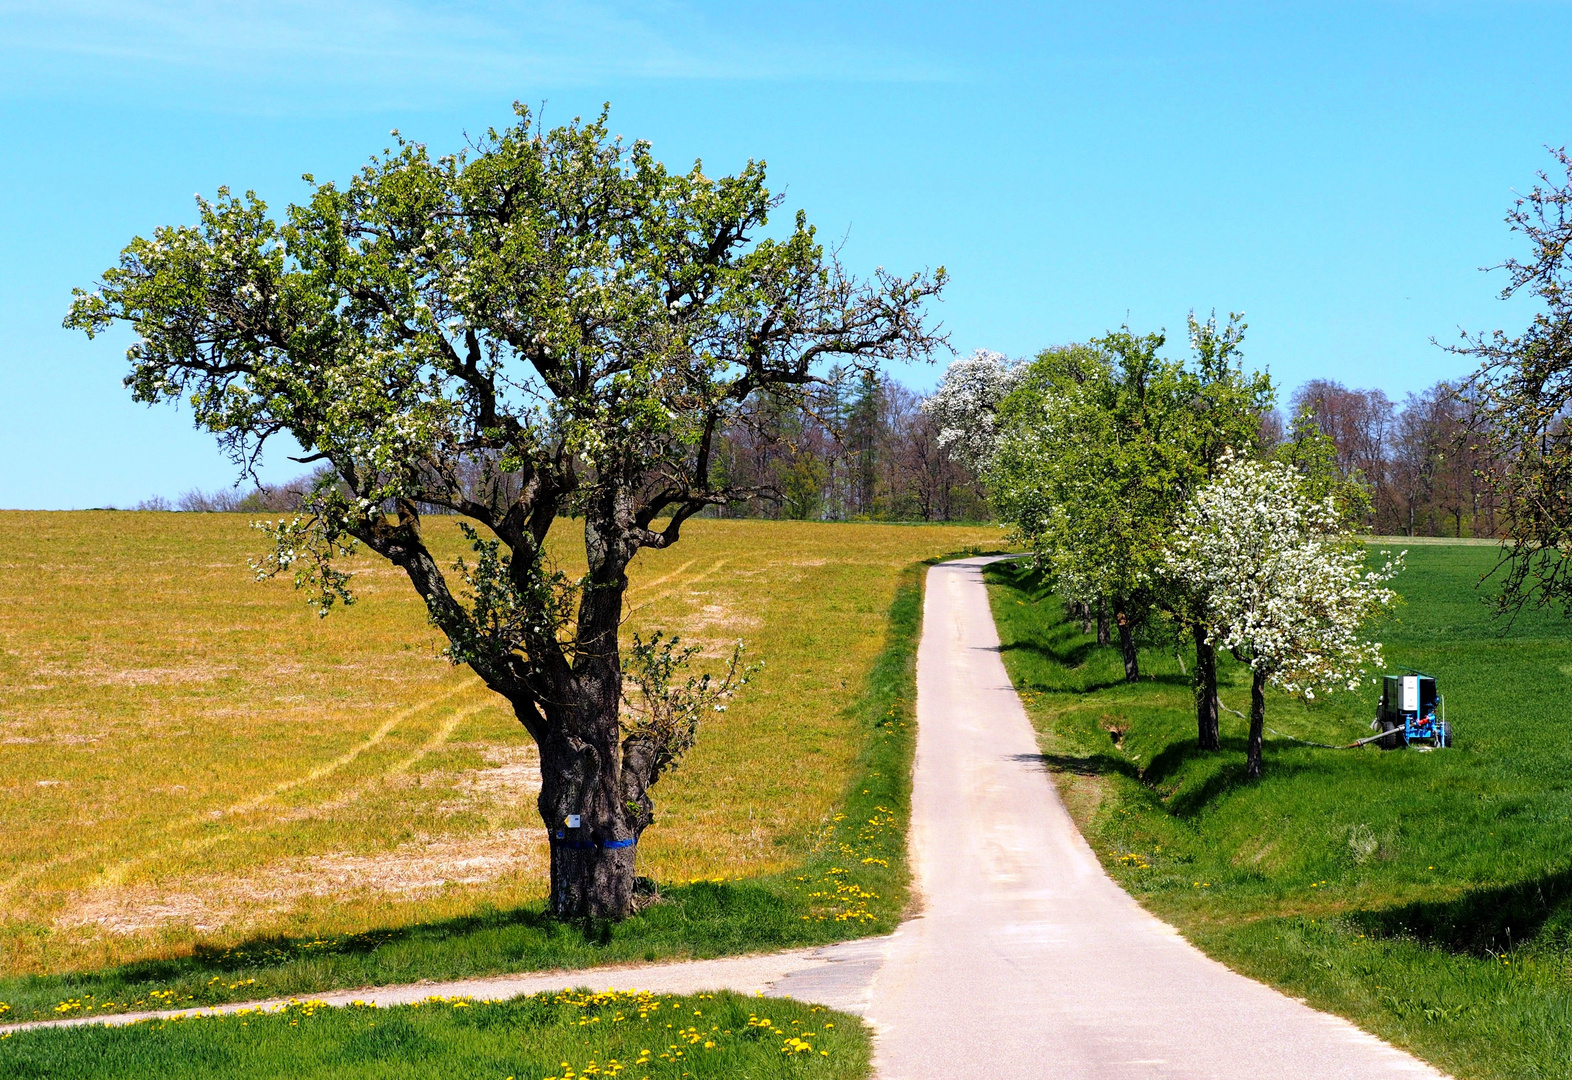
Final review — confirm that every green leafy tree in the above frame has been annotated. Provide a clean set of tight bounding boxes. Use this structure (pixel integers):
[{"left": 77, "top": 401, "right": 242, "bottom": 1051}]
[
  {"left": 65, "top": 106, "right": 946, "bottom": 919},
  {"left": 1167, "top": 312, "right": 1274, "bottom": 749},
  {"left": 1452, "top": 147, "right": 1572, "bottom": 617},
  {"left": 991, "top": 331, "right": 1192, "bottom": 681}
]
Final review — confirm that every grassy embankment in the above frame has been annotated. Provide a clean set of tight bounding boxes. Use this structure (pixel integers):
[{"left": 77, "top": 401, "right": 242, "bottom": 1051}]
[
  {"left": 985, "top": 545, "right": 1572, "bottom": 1080},
  {"left": 0, "top": 990, "right": 867, "bottom": 1080},
  {"left": 0, "top": 512, "right": 997, "bottom": 1023}
]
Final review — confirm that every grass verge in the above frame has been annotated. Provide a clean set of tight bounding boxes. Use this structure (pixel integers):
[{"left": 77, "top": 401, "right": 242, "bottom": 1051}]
[
  {"left": 984, "top": 547, "right": 1572, "bottom": 1080},
  {"left": 0, "top": 557, "right": 948, "bottom": 1025},
  {"left": 0, "top": 989, "right": 869, "bottom": 1079}
]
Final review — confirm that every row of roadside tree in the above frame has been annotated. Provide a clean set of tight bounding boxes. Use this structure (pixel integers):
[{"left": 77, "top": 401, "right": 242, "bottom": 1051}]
[{"left": 926, "top": 313, "right": 1402, "bottom": 778}]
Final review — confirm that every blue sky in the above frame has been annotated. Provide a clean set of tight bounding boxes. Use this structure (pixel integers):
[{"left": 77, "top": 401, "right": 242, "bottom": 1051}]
[{"left": 2, "top": 1, "right": 1568, "bottom": 508}]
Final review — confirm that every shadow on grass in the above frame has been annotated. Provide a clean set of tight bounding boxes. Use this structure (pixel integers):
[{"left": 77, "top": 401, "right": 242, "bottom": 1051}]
[
  {"left": 1156, "top": 746, "right": 1322, "bottom": 819},
  {"left": 0, "top": 876, "right": 876, "bottom": 1021},
  {"left": 1022, "top": 733, "right": 1326, "bottom": 821},
  {"left": 997, "top": 638, "right": 1114, "bottom": 680},
  {"left": 1163, "top": 759, "right": 1256, "bottom": 818},
  {"left": 984, "top": 570, "right": 1190, "bottom": 693},
  {"left": 6, "top": 879, "right": 810, "bottom": 1002},
  {"left": 982, "top": 559, "right": 1050, "bottom": 599},
  {"left": 1351, "top": 866, "right": 1572, "bottom": 955},
  {"left": 1015, "top": 751, "right": 1142, "bottom": 782}
]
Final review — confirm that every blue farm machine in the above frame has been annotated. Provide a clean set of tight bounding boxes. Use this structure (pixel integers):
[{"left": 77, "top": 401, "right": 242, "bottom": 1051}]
[{"left": 1373, "top": 671, "right": 1452, "bottom": 750}]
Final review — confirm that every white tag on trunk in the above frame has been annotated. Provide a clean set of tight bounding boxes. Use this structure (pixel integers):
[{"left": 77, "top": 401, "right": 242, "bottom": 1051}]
[{"left": 565, "top": 814, "right": 581, "bottom": 828}]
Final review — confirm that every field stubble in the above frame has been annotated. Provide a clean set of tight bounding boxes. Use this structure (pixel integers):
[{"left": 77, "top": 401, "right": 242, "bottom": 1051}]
[{"left": 0, "top": 512, "right": 997, "bottom": 979}]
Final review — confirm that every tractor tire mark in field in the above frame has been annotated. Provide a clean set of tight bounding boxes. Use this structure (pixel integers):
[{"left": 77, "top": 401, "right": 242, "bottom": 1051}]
[
  {"left": 624, "top": 558, "right": 730, "bottom": 621},
  {"left": 385, "top": 701, "right": 491, "bottom": 777},
  {"left": 65, "top": 699, "right": 500, "bottom": 914},
  {"left": 86, "top": 689, "right": 490, "bottom": 893},
  {"left": 292, "top": 698, "right": 499, "bottom": 816},
  {"left": 0, "top": 681, "right": 477, "bottom": 904},
  {"left": 623, "top": 558, "right": 699, "bottom": 598},
  {"left": 215, "top": 680, "right": 477, "bottom": 820}
]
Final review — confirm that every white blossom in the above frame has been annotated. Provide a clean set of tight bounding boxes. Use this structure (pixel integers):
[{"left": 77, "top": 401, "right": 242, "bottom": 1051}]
[
  {"left": 921, "top": 348, "right": 1023, "bottom": 472},
  {"left": 1164, "top": 452, "right": 1403, "bottom": 698}
]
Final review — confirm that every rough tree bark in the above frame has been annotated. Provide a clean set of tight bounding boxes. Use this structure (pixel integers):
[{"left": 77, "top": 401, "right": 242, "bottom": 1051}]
[
  {"left": 529, "top": 509, "right": 679, "bottom": 919},
  {"left": 1113, "top": 598, "right": 1139, "bottom": 682},
  {"left": 1192, "top": 622, "right": 1220, "bottom": 751},
  {"left": 1096, "top": 598, "right": 1111, "bottom": 646},
  {"left": 362, "top": 500, "right": 666, "bottom": 920},
  {"left": 1245, "top": 668, "right": 1267, "bottom": 779}
]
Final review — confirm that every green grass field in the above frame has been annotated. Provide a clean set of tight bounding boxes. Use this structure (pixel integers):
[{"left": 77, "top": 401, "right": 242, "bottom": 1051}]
[
  {"left": 0, "top": 990, "right": 870, "bottom": 1079},
  {"left": 0, "top": 512, "right": 998, "bottom": 1023},
  {"left": 985, "top": 544, "right": 1572, "bottom": 1080}
]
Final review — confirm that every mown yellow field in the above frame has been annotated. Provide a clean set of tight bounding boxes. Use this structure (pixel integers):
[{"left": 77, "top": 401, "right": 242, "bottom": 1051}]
[{"left": 0, "top": 512, "right": 997, "bottom": 976}]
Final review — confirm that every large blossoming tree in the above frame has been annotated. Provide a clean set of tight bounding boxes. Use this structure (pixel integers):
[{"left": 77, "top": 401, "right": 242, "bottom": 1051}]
[
  {"left": 65, "top": 106, "right": 947, "bottom": 919},
  {"left": 921, "top": 348, "right": 1023, "bottom": 473},
  {"left": 1164, "top": 454, "right": 1402, "bottom": 778}
]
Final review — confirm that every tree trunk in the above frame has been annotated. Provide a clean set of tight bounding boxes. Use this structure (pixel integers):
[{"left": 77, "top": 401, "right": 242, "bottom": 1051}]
[
  {"left": 1113, "top": 599, "right": 1139, "bottom": 682},
  {"left": 1096, "top": 598, "right": 1110, "bottom": 646},
  {"left": 1245, "top": 668, "right": 1267, "bottom": 779},
  {"left": 1193, "top": 621, "right": 1219, "bottom": 751},
  {"left": 534, "top": 514, "right": 650, "bottom": 921},
  {"left": 537, "top": 708, "right": 642, "bottom": 921},
  {"left": 1079, "top": 602, "right": 1092, "bottom": 636}
]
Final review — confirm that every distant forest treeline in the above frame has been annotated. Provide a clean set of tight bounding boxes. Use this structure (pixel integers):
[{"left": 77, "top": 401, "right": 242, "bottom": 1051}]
[
  {"left": 134, "top": 366, "right": 1496, "bottom": 538},
  {"left": 1280, "top": 378, "right": 1500, "bottom": 538},
  {"left": 135, "top": 367, "right": 995, "bottom": 524}
]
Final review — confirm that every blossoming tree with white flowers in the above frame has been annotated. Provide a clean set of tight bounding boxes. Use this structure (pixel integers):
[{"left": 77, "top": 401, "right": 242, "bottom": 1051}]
[
  {"left": 65, "top": 105, "right": 947, "bottom": 919},
  {"left": 1164, "top": 453, "right": 1402, "bottom": 778},
  {"left": 921, "top": 348, "right": 1024, "bottom": 473}
]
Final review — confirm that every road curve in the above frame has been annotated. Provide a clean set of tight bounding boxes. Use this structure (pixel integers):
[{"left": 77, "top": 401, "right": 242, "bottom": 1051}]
[
  {"left": 1, "top": 557, "right": 1451, "bottom": 1080},
  {"left": 859, "top": 556, "right": 1445, "bottom": 1079}
]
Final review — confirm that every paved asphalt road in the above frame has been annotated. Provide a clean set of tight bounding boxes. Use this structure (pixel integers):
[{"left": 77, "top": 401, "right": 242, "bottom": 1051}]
[
  {"left": 854, "top": 556, "right": 1446, "bottom": 1079},
  {"left": 2, "top": 557, "right": 1449, "bottom": 1079}
]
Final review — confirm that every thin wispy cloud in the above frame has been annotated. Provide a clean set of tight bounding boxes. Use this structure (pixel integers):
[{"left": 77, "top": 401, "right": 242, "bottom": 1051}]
[{"left": 0, "top": 0, "right": 954, "bottom": 111}]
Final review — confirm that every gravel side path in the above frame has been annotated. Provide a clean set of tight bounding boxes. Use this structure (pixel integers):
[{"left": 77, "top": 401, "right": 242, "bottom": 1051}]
[{"left": 0, "top": 939, "right": 891, "bottom": 1035}]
